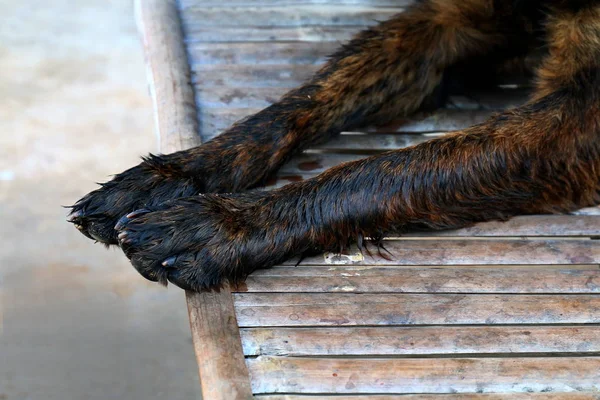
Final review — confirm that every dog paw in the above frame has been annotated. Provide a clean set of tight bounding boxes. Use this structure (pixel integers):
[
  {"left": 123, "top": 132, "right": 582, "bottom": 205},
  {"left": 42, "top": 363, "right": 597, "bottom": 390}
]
[
  {"left": 114, "top": 193, "right": 296, "bottom": 291},
  {"left": 68, "top": 154, "right": 202, "bottom": 245}
]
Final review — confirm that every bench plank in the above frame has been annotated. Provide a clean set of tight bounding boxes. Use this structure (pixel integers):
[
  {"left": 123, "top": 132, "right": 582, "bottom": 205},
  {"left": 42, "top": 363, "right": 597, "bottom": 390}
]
[
  {"left": 240, "top": 267, "right": 600, "bottom": 293},
  {"left": 234, "top": 293, "right": 600, "bottom": 326},
  {"left": 180, "top": 0, "right": 411, "bottom": 7},
  {"left": 247, "top": 356, "right": 600, "bottom": 394},
  {"left": 187, "top": 42, "right": 335, "bottom": 65},
  {"left": 284, "top": 239, "right": 599, "bottom": 266},
  {"left": 241, "top": 325, "right": 600, "bottom": 356},
  {"left": 182, "top": 6, "right": 403, "bottom": 28}
]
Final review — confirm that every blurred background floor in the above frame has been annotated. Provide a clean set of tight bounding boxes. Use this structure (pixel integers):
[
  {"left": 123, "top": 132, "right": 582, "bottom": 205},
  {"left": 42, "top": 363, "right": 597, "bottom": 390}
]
[{"left": 0, "top": 1, "right": 201, "bottom": 398}]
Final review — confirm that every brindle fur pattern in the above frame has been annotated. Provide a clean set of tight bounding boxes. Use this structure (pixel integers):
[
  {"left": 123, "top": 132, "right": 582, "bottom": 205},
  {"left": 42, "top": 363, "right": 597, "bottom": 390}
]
[{"left": 70, "top": 0, "right": 600, "bottom": 291}]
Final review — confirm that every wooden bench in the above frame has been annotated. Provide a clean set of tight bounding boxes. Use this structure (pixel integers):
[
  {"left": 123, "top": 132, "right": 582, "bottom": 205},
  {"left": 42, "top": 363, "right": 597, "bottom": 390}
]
[{"left": 136, "top": 0, "right": 600, "bottom": 398}]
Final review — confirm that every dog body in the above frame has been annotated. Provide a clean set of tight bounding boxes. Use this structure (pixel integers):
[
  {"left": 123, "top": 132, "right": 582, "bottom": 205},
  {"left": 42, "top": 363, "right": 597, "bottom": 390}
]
[{"left": 70, "top": 0, "right": 600, "bottom": 291}]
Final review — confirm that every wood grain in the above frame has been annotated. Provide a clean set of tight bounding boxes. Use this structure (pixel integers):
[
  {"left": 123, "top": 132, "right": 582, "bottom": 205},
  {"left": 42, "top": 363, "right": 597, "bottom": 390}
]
[
  {"left": 137, "top": 0, "right": 253, "bottom": 398},
  {"left": 401, "top": 215, "right": 600, "bottom": 237},
  {"left": 135, "top": 0, "right": 199, "bottom": 153},
  {"left": 187, "top": 25, "right": 368, "bottom": 42},
  {"left": 234, "top": 293, "right": 600, "bottom": 326},
  {"left": 186, "top": 288, "right": 254, "bottom": 399},
  {"left": 241, "top": 325, "right": 600, "bottom": 356},
  {"left": 284, "top": 239, "right": 600, "bottom": 266},
  {"left": 247, "top": 356, "right": 600, "bottom": 394},
  {"left": 182, "top": 6, "right": 403, "bottom": 28},
  {"left": 239, "top": 267, "right": 600, "bottom": 293},
  {"left": 187, "top": 41, "right": 335, "bottom": 65},
  {"left": 180, "top": 0, "right": 412, "bottom": 8}
]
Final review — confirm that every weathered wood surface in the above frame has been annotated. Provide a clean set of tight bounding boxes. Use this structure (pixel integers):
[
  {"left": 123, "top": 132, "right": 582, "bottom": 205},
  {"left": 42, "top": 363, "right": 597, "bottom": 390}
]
[
  {"left": 135, "top": 0, "right": 199, "bottom": 152},
  {"left": 172, "top": 0, "right": 600, "bottom": 396},
  {"left": 240, "top": 267, "right": 600, "bottom": 293},
  {"left": 283, "top": 239, "right": 599, "bottom": 266},
  {"left": 183, "top": 6, "right": 403, "bottom": 28},
  {"left": 241, "top": 325, "right": 600, "bottom": 356},
  {"left": 189, "top": 23, "right": 378, "bottom": 42},
  {"left": 180, "top": 0, "right": 412, "bottom": 8},
  {"left": 187, "top": 41, "right": 336, "bottom": 65},
  {"left": 401, "top": 215, "right": 600, "bottom": 237},
  {"left": 186, "top": 288, "right": 254, "bottom": 399},
  {"left": 137, "top": 0, "right": 254, "bottom": 398},
  {"left": 234, "top": 293, "right": 600, "bottom": 327},
  {"left": 247, "top": 356, "right": 600, "bottom": 394}
]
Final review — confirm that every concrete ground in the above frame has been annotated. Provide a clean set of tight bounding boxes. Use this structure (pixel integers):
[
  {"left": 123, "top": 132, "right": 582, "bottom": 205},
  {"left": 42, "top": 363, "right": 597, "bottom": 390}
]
[{"left": 0, "top": 1, "right": 202, "bottom": 399}]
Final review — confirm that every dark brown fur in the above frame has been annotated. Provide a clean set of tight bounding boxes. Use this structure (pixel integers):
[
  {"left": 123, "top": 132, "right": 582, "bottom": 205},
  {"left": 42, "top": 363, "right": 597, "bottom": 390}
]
[{"left": 70, "top": 0, "right": 600, "bottom": 291}]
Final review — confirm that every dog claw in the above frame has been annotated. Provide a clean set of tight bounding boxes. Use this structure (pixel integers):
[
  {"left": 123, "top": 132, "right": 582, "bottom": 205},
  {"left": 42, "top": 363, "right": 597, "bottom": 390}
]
[
  {"left": 67, "top": 210, "right": 83, "bottom": 222},
  {"left": 126, "top": 209, "right": 150, "bottom": 219},
  {"left": 114, "top": 216, "right": 130, "bottom": 231},
  {"left": 162, "top": 256, "right": 177, "bottom": 267},
  {"left": 115, "top": 209, "right": 151, "bottom": 231}
]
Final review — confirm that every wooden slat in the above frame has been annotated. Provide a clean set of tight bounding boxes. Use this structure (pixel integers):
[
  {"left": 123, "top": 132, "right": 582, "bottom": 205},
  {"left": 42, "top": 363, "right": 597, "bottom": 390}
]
[
  {"left": 257, "top": 393, "right": 600, "bottom": 399},
  {"left": 241, "top": 325, "right": 600, "bottom": 356},
  {"left": 186, "top": 288, "right": 254, "bottom": 399},
  {"left": 247, "top": 356, "right": 600, "bottom": 394},
  {"left": 234, "top": 293, "right": 600, "bottom": 326},
  {"left": 286, "top": 239, "right": 600, "bottom": 266},
  {"left": 135, "top": 0, "right": 200, "bottom": 152},
  {"left": 187, "top": 42, "right": 335, "bottom": 65},
  {"left": 239, "top": 267, "right": 600, "bottom": 293},
  {"left": 200, "top": 108, "right": 493, "bottom": 138},
  {"left": 182, "top": 6, "right": 402, "bottom": 28},
  {"left": 137, "top": 1, "right": 253, "bottom": 398},
  {"left": 185, "top": 25, "right": 368, "bottom": 42},
  {"left": 179, "top": 0, "right": 412, "bottom": 8},
  {"left": 405, "top": 215, "right": 600, "bottom": 237},
  {"left": 197, "top": 87, "right": 288, "bottom": 109},
  {"left": 193, "top": 64, "right": 318, "bottom": 88}
]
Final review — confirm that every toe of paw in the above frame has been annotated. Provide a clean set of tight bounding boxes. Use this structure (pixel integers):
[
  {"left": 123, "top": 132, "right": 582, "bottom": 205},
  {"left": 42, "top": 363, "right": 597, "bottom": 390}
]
[{"left": 114, "top": 209, "right": 152, "bottom": 230}]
